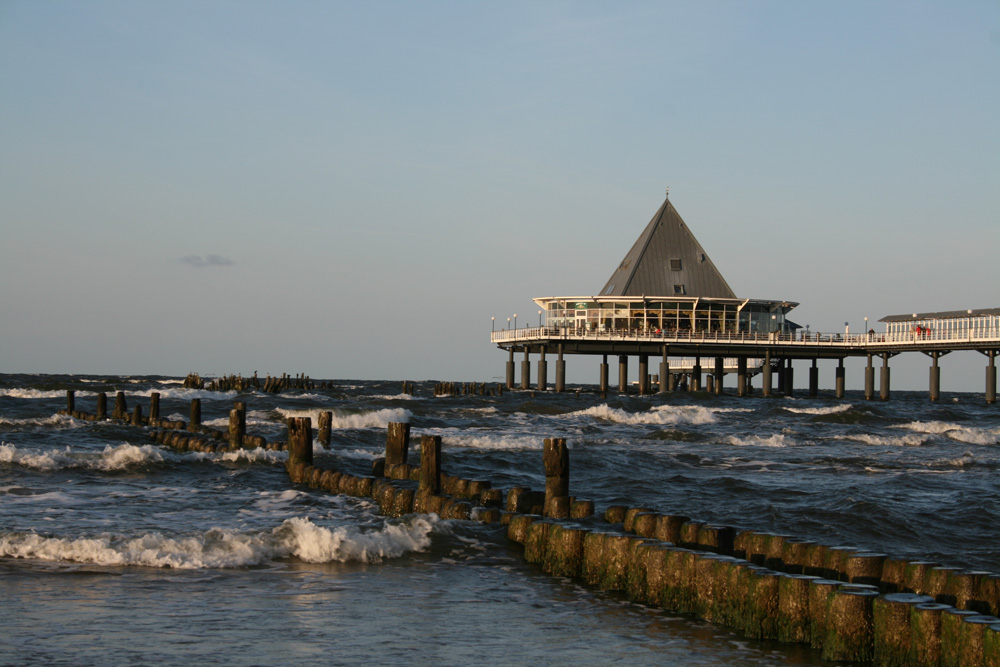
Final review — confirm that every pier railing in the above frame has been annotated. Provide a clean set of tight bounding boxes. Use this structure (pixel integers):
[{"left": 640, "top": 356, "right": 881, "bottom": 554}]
[{"left": 490, "top": 326, "right": 1000, "bottom": 349}]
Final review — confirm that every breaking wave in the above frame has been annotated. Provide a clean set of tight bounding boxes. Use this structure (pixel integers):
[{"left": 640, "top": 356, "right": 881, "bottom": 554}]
[
  {"left": 0, "top": 443, "right": 164, "bottom": 471},
  {"left": 0, "top": 515, "right": 439, "bottom": 568}
]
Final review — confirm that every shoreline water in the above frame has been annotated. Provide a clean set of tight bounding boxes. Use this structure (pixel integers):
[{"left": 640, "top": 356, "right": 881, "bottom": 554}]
[{"left": 2, "top": 373, "right": 997, "bottom": 665}]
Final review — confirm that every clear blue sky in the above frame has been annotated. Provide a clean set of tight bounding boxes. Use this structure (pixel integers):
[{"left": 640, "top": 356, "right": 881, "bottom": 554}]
[{"left": 1, "top": 1, "right": 997, "bottom": 391}]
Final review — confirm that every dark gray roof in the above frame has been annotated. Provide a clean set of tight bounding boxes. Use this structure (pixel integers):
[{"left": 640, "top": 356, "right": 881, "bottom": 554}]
[
  {"left": 879, "top": 307, "right": 1000, "bottom": 322},
  {"left": 598, "top": 196, "right": 736, "bottom": 298}
]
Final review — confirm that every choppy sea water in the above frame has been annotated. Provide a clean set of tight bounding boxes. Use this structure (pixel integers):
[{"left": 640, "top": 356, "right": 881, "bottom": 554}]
[{"left": 1, "top": 374, "right": 998, "bottom": 666}]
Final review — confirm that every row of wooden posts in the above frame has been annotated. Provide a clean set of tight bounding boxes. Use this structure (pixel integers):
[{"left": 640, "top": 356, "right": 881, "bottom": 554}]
[
  {"left": 107, "top": 393, "right": 1000, "bottom": 665},
  {"left": 282, "top": 418, "right": 1000, "bottom": 666},
  {"left": 182, "top": 372, "right": 327, "bottom": 393}
]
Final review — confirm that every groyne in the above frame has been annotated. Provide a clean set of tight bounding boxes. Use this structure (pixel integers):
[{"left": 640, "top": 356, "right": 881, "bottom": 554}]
[{"left": 59, "top": 387, "right": 1000, "bottom": 665}]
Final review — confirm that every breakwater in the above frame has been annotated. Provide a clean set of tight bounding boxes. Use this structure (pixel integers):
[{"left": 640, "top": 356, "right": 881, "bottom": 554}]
[
  {"left": 129, "top": 384, "right": 1000, "bottom": 666},
  {"left": 4, "top": 374, "right": 998, "bottom": 666}
]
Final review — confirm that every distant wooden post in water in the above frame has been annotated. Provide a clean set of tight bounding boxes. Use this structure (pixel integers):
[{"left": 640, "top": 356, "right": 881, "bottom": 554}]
[
  {"left": 385, "top": 422, "right": 410, "bottom": 471},
  {"left": 318, "top": 411, "right": 332, "bottom": 446},
  {"left": 229, "top": 401, "right": 246, "bottom": 449},
  {"left": 543, "top": 437, "right": 569, "bottom": 519},
  {"left": 287, "top": 417, "right": 313, "bottom": 466}
]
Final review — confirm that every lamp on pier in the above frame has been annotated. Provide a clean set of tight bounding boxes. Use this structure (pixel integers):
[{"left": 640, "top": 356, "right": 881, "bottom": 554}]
[
  {"left": 514, "top": 313, "right": 518, "bottom": 329},
  {"left": 492, "top": 316, "right": 495, "bottom": 333}
]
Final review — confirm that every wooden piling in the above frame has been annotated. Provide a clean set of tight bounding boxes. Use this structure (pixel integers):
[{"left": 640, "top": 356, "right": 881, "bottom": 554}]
[
  {"left": 822, "top": 589, "right": 879, "bottom": 662},
  {"left": 845, "top": 552, "right": 887, "bottom": 587},
  {"left": 66, "top": 390, "right": 75, "bottom": 413},
  {"left": 189, "top": 398, "right": 201, "bottom": 432},
  {"left": 414, "top": 434, "right": 439, "bottom": 496},
  {"left": 229, "top": 402, "right": 246, "bottom": 449},
  {"left": 952, "top": 615, "right": 1000, "bottom": 667},
  {"left": 873, "top": 593, "right": 935, "bottom": 666},
  {"left": 778, "top": 574, "right": 819, "bottom": 643},
  {"left": 317, "top": 411, "right": 332, "bottom": 447},
  {"left": 743, "top": 569, "right": 782, "bottom": 640},
  {"left": 655, "top": 514, "right": 690, "bottom": 544},
  {"left": 543, "top": 524, "right": 587, "bottom": 578},
  {"left": 130, "top": 405, "right": 142, "bottom": 426},
  {"left": 149, "top": 392, "right": 159, "bottom": 421},
  {"left": 542, "top": 438, "right": 569, "bottom": 518},
  {"left": 909, "top": 602, "right": 952, "bottom": 667},
  {"left": 940, "top": 608, "right": 981, "bottom": 667},
  {"left": 385, "top": 422, "right": 411, "bottom": 470},
  {"left": 96, "top": 392, "right": 107, "bottom": 420},
  {"left": 114, "top": 391, "right": 127, "bottom": 420},
  {"left": 809, "top": 579, "right": 844, "bottom": 649},
  {"left": 287, "top": 416, "right": 313, "bottom": 467}
]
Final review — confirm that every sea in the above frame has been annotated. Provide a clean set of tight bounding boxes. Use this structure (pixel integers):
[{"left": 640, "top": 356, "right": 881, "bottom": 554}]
[{"left": 2, "top": 373, "right": 998, "bottom": 666}]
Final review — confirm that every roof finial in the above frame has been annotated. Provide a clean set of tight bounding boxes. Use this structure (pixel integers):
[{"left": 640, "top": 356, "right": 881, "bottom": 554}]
[{"left": 665, "top": 186, "right": 670, "bottom": 198}]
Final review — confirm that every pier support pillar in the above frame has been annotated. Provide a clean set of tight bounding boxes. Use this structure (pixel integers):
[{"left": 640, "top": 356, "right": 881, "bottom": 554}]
[
  {"left": 784, "top": 360, "right": 794, "bottom": 397},
  {"left": 809, "top": 360, "right": 819, "bottom": 398},
  {"left": 555, "top": 345, "right": 566, "bottom": 393},
  {"left": 929, "top": 351, "right": 941, "bottom": 402},
  {"left": 692, "top": 357, "right": 701, "bottom": 392},
  {"left": 986, "top": 351, "right": 997, "bottom": 405},
  {"left": 506, "top": 348, "right": 515, "bottom": 389},
  {"left": 880, "top": 354, "right": 891, "bottom": 401},
  {"left": 715, "top": 357, "right": 724, "bottom": 395},
  {"left": 836, "top": 359, "right": 846, "bottom": 398},
  {"left": 777, "top": 360, "right": 786, "bottom": 394},
  {"left": 599, "top": 355, "right": 609, "bottom": 394},
  {"left": 521, "top": 349, "right": 531, "bottom": 391},
  {"left": 865, "top": 355, "right": 875, "bottom": 401},
  {"left": 537, "top": 346, "right": 547, "bottom": 392},
  {"left": 763, "top": 351, "right": 773, "bottom": 398},
  {"left": 618, "top": 355, "right": 628, "bottom": 393},
  {"left": 638, "top": 355, "right": 649, "bottom": 394},
  {"left": 659, "top": 346, "right": 670, "bottom": 395},
  {"left": 737, "top": 357, "right": 748, "bottom": 397}
]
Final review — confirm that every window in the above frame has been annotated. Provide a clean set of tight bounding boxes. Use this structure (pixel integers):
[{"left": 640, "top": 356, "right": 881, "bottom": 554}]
[
  {"left": 673, "top": 284, "right": 686, "bottom": 295},
  {"left": 669, "top": 258, "right": 682, "bottom": 271}
]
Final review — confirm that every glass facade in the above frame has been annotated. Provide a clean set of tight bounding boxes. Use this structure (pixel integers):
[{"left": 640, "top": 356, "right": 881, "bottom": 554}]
[{"left": 538, "top": 297, "right": 794, "bottom": 334}]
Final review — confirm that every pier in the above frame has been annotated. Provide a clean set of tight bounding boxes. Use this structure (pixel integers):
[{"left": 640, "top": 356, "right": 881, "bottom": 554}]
[{"left": 491, "top": 195, "right": 999, "bottom": 402}]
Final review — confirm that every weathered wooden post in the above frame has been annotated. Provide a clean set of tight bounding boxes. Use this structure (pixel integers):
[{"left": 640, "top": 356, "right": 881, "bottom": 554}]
[
  {"left": 130, "top": 404, "right": 142, "bottom": 426},
  {"left": 317, "top": 411, "right": 332, "bottom": 447},
  {"left": 873, "top": 593, "right": 935, "bottom": 666},
  {"left": 96, "top": 392, "right": 108, "bottom": 420},
  {"left": 385, "top": 422, "right": 410, "bottom": 474},
  {"left": 822, "top": 589, "right": 879, "bottom": 662},
  {"left": 287, "top": 416, "right": 313, "bottom": 467},
  {"left": 419, "top": 435, "right": 441, "bottom": 495},
  {"left": 543, "top": 437, "right": 569, "bottom": 518},
  {"left": 189, "top": 398, "right": 201, "bottom": 432},
  {"left": 114, "top": 391, "right": 127, "bottom": 420},
  {"left": 909, "top": 602, "right": 952, "bottom": 666},
  {"left": 66, "top": 390, "right": 75, "bottom": 413},
  {"left": 228, "top": 401, "right": 246, "bottom": 449},
  {"left": 149, "top": 392, "right": 160, "bottom": 423}
]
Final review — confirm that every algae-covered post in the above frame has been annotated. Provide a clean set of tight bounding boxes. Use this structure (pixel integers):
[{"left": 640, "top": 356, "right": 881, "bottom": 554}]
[{"left": 543, "top": 437, "right": 569, "bottom": 519}]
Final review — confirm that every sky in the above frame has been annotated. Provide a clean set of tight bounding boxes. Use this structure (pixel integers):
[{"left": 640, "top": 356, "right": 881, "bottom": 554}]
[{"left": 1, "top": 1, "right": 997, "bottom": 391}]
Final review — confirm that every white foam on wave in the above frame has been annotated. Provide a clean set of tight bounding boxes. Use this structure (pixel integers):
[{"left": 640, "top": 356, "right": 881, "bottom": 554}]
[
  {"left": 129, "top": 387, "right": 239, "bottom": 400},
  {"left": 569, "top": 404, "right": 716, "bottom": 425},
  {"left": 441, "top": 433, "right": 544, "bottom": 451},
  {"left": 896, "top": 421, "right": 999, "bottom": 446},
  {"left": 0, "top": 442, "right": 164, "bottom": 471},
  {"left": 277, "top": 407, "right": 410, "bottom": 429},
  {"left": 722, "top": 433, "right": 794, "bottom": 448},
  {"left": 836, "top": 432, "right": 928, "bottom": 447},
  {"left": 0, "top": 413, "right": 85, "bottom": 429},
  {"left": 782, "top": 404, "right": 853, "bottom": 415},
  {"left": 0, "top": 515, "right": 439, "bottom": 569},
  {"left": 0, "top": 388, "right": 94, "bottom": 399}
]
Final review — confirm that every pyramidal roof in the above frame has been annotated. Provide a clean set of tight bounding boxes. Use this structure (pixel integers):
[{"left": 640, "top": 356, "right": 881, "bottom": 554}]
[{"left": 598, "top": 196, "right": 737, "bottom": 298}]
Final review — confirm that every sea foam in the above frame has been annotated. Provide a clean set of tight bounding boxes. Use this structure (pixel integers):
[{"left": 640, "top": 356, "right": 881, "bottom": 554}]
[
  {"left": 277, "top": 407, "right": 410, "bottom": 429},
  {"left": 570, "top": 404, "right": 717, "bottom": 425},
  {"left": 0, "top": 443, "right": 165, "bottom": 471},
  {"left": 0, "top": 515, "right": 438, "bottom": 568}
]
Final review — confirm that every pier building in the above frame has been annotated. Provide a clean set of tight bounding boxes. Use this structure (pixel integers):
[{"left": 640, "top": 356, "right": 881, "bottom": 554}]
[{"left": 491, "top": 194, "right": 999, "bottom": 402}]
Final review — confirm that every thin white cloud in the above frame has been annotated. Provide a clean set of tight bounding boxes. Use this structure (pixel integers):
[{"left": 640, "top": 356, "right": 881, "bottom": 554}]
[{"left": 180, "top": 254, "right": 234, "bottom": 268}]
